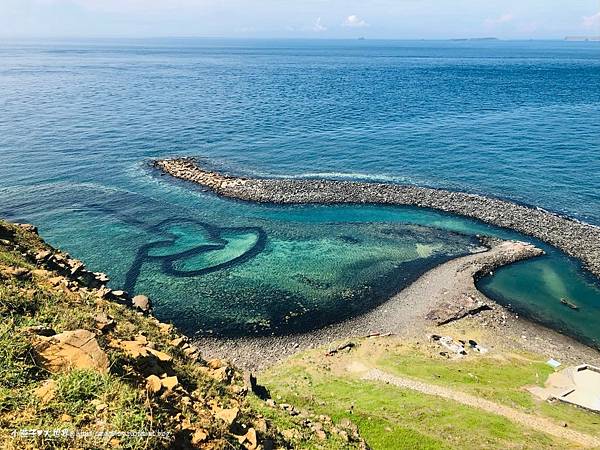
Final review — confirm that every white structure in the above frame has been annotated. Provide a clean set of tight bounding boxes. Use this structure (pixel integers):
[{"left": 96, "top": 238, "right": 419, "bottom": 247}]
[{"left": 530, "top": 364, "right": 600, "bottom": 413}]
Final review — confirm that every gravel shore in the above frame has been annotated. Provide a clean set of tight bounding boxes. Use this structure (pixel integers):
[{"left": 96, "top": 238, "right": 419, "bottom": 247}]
[
  {"left": 154, "top": 158, "right": 600, "bottom": 279},
  {"left": 194, "top": 239, "right": 598, "bottom": 371}
]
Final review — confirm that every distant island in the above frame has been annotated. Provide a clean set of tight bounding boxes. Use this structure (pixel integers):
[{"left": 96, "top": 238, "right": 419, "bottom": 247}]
[
  {"left": 565, "top": 36, "right": 600, "bottom": 41},
  {"left": 449, "top": 37, "right": 499, "bottom": 42}
]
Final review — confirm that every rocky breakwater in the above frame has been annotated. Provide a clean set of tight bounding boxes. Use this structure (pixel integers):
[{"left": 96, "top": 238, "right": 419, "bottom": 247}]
[{"left": 154, "top": 157, "right": 600, "bottom": 279}]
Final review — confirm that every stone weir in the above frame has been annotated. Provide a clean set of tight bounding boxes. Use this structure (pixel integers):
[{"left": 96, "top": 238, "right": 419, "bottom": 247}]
[{"left": 153, "top": 158, "right": 600, "bottom": 279}]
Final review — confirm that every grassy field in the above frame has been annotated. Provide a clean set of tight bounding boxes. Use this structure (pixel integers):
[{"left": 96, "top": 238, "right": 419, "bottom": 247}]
[{"left": 260, "top": 336, "right": 600, "bottom": 449}]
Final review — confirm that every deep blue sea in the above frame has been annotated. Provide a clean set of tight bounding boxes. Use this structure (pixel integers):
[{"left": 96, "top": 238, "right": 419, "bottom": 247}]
[{"left": 1, "top": 39, "right": 599, "bottom": 344}]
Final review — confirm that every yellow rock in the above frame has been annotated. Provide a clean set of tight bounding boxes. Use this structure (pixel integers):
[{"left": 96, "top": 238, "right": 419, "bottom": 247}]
[
  {"left": 161, "top": 376, "right": 179, "bottom": 391},
  {"left": 207, "top": 358, "right": 226, "bottom": 370},
  {"left": 33, "top": 329, "right": 109, "bottom": 373},
  {"left": 244, "top": 428, "right": 258, "bottom": 450},
  {"left": 133, "top": 334, "right": 148, "bottom": 344},
  {"left": 34, "top": 379, "right": 57, "bottom": 404},
  {"left": 169, "top": 337, "right": 185, "bottom": 347},
  {"left": 210, "top": 366, "right": 231, "bottom": 382},
  {"left": 147, "top": 348, "right": 172, "bottom": 362},
  {"left": 215, "top": 407, "right": 239, "bottom": 425},
  {"left": 146, "top": 375, "right": 162, "bottom": 394},
  {"left": 158, "top": 323, "right": 173, "bottom": 335},
  {"left": 191, "top": 429, "right": 208, "bottom": 446},
  {"left": 114, "top": 339, "right": 148, "bottom": 358}
]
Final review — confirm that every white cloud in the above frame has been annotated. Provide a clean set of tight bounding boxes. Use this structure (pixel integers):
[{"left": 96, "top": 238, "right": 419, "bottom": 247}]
[
  {"left": 484, "top": 13, "right": 514, "bottom": 27},
  {"left": 313, "top": 17, "right": 327, "bottom": 32},
  {"left": 343, "top": 14, "right": 369, "bottom": 28},
  {"left": 582, "top": 11, "right": 600, "bottom": 28}
]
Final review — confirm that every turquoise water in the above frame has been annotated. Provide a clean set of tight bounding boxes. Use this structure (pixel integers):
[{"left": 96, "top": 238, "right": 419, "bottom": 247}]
[{"left": 1, "top": 39, "right": 599, "bottom": 344}]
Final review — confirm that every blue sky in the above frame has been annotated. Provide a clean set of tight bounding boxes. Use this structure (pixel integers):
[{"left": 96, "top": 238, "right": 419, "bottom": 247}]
[{"left": 1, "top": 0, "right": 599, "bottom": 39}]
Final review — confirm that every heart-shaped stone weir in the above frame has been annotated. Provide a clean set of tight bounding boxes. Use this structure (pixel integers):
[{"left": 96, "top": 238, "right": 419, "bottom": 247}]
[{"left": 124, "top": 219, "right": 267, "bottom": 292}]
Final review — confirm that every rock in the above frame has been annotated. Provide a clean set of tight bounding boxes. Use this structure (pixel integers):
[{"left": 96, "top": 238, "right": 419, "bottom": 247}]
[
  {"left": 94, "top": 272, "right": 109, "bottom": 284},
  {"left": 146, "top": 375, "right": 162, "bottom": 394},
  {"left": 115, "top": 339, "right": 148, "bottom": 358},
  {"left": 131, "top": 294, "right": 151, "bottom": 313},
  {"left": 68, "top": 260, "right": 85, "bottom": 276},
  {"left": 34, "top": 379, "right": 57, "bottom": 404},
  {"left": 31, "top": 268, "right": 52, "bottom": 278},
  {"left": 210, "top": 366, "right": 232, "bottom": 382},
  {"left": 134, "top": 334, "right": 148, "bottom": 344},
  {"left": 215, "top": 407, "right": 239, "bottom": 426},
  {"left": 183, "top": 345, "right": 199, "bottom": 357},
  {"left": 207, "top": 358, "right": 226, "bottom": 370},
  {"left": 109, "top": 290, "right": 129, "bottom": 303},
  {"left": 325, "top": 341, "right": 355, "bottom": 356},
  {"left": 191, "top": 429, "right": 208, "bottom": 446},
  {"left": 254, "top": 418, "right": 267, "bottom": 434},
  {"left": 33, "top": 329, "right": 109, "bottom": 373},
  {"left": 169, "top": 337, "right": 186, "bottom": 347},
  {"left": 147, "top": 348, "right": 172, "bottom": 363},
  {"left": 94, "top": 313, "right": 115, "bottom": 333},
  {"left": 17, "top": 223, "right": 38, "bottom": 234},
  {"left": 281, "top": 429, "right": 300, "bottom": 441},
  {"left": 158, "top": 323, "right": 173, "bottom": 335},
  {"left": 427, "top": 294, "right": 492, "bottom": 325},
  {"left": 48, "top": 276, "right": 64, "bottom": 286},
  {"left": 35, "top": 250, "right": 52, "bottom": 262},
  {"left": 24, "top": 325, "right": 56, "bottom": 337},
  {"left": 161, "top": 376, "right": 179, "bottom": 391},
  {"left": 240, "top": 428, "right": 257, "bottom": 450},
  {"left": 3, "top": 267, "right": 31, "bottom": 280}
]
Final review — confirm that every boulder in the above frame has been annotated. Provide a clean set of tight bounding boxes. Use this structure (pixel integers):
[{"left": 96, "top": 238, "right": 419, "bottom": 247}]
[
  {"left": 17, "top": 223, "right": 38, "bottom": 234},
  {"left": 131, "top": 294, "right": 151, "bottom": 313},
  {"left": 33, "top": 329, "right": 109, "bottom": 373},
  {"left": 2, "top": 267, "right": 31, "bottom": 281},
  {"left": 34, "top": 379, "right": 57, "bottom": 404},
  {"left": 191, "top": 429, "right": 208, "bottom": 446},
  {"left": 94, "top": 313, "right": 115, "bottom": 333},
  {"left": 35, "top": 250, "right": 52, "bottom": 262},
  {"left": 215, "top": 407, "right": 239, "bottom": 426},
  {"left": 146, "top": 375, "right": 162, "bottom": 394},
  {"left": 207, "top": 358, "right": 226, "bottom": 370},
  {"left": 161, "top": 376, "right": 179, "bottom": 391}
]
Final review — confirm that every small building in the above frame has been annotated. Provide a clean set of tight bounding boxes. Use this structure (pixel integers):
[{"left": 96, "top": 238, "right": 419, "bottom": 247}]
[{"left": 529, "top": 364, "right": 600, "bottom": 413}]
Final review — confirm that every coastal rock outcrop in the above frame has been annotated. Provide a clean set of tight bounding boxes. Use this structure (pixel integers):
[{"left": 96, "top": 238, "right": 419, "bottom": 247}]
[{"left": 33, "top": 329, "right": 109, "bottom": 373}]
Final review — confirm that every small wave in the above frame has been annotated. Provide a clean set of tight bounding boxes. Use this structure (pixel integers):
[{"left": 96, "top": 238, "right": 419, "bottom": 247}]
[{"left": 268, "top": 171, "right": 412, "bottom": 184}]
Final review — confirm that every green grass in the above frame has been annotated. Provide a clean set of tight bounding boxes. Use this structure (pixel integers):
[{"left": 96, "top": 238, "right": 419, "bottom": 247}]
[
  {"left": 375, "top": 343, "right": 600, "bottom": 437},
  {"left": 262, "top": 362, "right": 562, "bottom": 450},
  {"left": 377, "top": 345, "right": 553, "bottom": 409},
  {"left": 254, "top": 334, "right": 600, "bottom": 450}
]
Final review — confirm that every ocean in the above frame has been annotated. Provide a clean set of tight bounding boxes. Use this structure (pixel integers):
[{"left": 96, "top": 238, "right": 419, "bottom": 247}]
[{"left": 1, "top": 38, "right": 599, "bottom": 344}]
